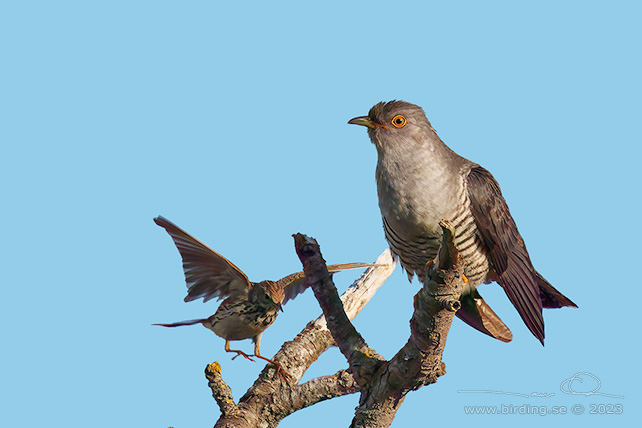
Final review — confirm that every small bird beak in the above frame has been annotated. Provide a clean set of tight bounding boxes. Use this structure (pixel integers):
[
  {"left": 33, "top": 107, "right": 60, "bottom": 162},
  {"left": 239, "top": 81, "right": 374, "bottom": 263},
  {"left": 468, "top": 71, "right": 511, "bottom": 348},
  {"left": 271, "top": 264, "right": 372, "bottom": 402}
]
[
  {"left": 348, "top": 116, "right": 388, "bottom": 130},
  {"left": 277, "top": 303, "right": 284, "bottom": 312}
]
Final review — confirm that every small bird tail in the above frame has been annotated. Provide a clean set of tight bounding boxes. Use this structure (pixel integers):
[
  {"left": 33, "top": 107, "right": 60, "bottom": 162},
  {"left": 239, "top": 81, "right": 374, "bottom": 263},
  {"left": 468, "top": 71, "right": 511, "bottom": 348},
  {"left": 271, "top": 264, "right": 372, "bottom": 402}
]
[
  {"left": 153, "top": 319, "right": 207, "bottom": 327},
  {"left": 535, "top": 272, "right": 578, "bottom": 309}
]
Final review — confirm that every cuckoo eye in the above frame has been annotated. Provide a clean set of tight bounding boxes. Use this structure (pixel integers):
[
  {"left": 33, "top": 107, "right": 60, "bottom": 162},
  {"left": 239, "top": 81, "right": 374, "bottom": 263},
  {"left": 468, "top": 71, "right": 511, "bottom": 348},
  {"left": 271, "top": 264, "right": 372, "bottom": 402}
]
[{"left": 391, "top": 114, "right": 407, "bottom": 128}]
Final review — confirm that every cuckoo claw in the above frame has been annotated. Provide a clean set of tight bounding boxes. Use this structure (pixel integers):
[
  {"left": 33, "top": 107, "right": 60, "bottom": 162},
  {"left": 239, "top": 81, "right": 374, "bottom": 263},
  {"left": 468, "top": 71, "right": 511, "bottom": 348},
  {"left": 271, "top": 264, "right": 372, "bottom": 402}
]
[
  {"left": 424, "top": 260, "right": 434, "bottom": 274},
  {"left": 462, "top": 274, "right": 468, "bottom": 284}
]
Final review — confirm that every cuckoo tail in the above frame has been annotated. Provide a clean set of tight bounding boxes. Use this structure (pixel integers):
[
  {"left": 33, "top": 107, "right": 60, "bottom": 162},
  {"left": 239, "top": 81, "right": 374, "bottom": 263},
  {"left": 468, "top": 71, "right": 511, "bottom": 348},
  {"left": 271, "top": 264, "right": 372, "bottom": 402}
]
[
  {"left": 153, "top": 319, "right": 207, "bottom": 327},
  {"left": 456, "top": 290, "right": 513, "bottom": 342},
  {"left": 535, "top": 272, "right": 578, "bottom": 309}
]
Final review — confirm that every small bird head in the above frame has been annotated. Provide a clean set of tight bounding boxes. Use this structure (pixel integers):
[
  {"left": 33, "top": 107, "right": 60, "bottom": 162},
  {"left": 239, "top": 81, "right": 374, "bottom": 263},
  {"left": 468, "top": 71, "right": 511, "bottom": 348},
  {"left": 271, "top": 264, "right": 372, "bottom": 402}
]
[
  {"left": 348, "top": 101, "right": 436, "bottom": 152},
  {"left": 252, "top": 280, "right": 285, "bottom": 310}
]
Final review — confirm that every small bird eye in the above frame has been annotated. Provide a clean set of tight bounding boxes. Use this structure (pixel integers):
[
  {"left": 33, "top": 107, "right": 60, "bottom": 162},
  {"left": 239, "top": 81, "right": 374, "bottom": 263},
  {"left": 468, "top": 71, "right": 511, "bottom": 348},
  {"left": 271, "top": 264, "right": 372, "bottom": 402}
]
[{"left": 391, "top": 114, "right": 407, "bottom": 128}]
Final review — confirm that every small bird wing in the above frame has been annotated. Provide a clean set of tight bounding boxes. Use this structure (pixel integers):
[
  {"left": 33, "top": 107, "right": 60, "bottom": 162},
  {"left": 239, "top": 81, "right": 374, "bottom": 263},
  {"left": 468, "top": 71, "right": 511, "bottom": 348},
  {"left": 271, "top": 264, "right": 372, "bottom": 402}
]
[
  {"left": 456, "top": 289, "right": 513, "bottom": 342},
  {"left": 278, "top": 263, "right": 374, "bottom": 304},
  {"left": 154, "top": 216, "right": 251, "bottom": 302},
  {"left": 465, "top": 166, "right": 545, "bottom": 344}
]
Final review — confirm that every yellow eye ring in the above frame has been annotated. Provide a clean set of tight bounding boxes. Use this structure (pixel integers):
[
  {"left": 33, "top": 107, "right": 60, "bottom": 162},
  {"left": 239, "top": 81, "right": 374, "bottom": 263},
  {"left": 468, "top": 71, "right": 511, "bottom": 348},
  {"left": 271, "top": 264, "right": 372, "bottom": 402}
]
[{"left": 391, "top": 114, "right": 407, "bottom": 128}]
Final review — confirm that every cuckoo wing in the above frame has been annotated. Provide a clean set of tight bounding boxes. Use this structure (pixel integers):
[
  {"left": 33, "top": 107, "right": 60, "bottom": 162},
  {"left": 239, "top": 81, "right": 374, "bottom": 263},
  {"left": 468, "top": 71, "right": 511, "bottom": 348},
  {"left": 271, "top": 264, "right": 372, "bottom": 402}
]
[
  {"left": 466, "top": 166, "right": 545, "bottom": 344},
  {"left": 536, "top": 271, "right": 577, "bottom": 309}
]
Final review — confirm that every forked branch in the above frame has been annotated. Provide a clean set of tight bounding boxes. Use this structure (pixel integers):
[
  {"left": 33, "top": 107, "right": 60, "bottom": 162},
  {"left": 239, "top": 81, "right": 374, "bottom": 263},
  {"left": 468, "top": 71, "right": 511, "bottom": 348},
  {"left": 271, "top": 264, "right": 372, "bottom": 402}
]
[
  {"left": 210, "top": 250, "right": 396, "bottom": 428},
  {"left": 209, "top": 220, "right": 463, "bottom": 428}
]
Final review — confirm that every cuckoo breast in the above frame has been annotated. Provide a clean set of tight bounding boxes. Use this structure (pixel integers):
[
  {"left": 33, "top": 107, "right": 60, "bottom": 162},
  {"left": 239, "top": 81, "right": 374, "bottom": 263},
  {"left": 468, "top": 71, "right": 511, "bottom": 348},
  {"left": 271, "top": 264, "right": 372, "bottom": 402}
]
[
  {"left": 378, "top": 159, "right": 490, "bottom": 289},
  {"left": 450, "top": 169, "right": 491, "bottom": 288}
]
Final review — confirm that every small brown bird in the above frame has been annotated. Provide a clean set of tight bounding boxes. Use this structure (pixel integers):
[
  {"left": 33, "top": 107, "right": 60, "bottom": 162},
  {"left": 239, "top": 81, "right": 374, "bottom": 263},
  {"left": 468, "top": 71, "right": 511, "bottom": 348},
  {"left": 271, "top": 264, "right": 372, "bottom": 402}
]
[{"left": 153, "top": 216, "right": 372, "bottom": 372}]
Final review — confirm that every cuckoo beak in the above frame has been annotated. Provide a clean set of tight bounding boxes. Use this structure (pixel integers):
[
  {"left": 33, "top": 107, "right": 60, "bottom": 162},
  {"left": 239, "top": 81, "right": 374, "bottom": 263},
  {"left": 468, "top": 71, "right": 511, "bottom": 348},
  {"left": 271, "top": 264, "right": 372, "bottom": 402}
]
[
  {"left": 348, "top": 116, "right": 389, "bottom": 130},
  {"left": 277, "top": 303, "right": 284, "bottom": 312}
]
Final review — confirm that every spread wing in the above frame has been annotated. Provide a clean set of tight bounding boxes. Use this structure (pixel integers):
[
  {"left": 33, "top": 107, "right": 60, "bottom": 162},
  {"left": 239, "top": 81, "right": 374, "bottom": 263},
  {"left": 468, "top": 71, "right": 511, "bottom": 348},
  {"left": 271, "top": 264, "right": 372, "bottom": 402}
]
[
  {"left": 466, "top": 166, "right": 545, "bottom": 344},
  {"left": 154, "top": 216, "right": 251, "bottom": 302},
  {"left": 278, "top": 263, "right": 374, "bottom": 305}
]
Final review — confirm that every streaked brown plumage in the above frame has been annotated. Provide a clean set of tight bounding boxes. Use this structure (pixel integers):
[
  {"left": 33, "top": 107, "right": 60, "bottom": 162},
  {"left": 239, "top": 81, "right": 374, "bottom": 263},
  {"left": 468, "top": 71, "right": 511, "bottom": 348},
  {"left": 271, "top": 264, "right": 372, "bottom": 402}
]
[{"left": 153, "top": 216, "right": 372, "bottom": 372}]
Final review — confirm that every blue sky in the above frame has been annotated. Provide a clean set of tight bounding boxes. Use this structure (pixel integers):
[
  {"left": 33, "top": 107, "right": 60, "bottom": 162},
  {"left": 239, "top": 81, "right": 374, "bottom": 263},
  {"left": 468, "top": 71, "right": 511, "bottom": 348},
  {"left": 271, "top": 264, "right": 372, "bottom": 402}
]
[{"left": 1, "top": 1, "right": 639, "bottom": 427}]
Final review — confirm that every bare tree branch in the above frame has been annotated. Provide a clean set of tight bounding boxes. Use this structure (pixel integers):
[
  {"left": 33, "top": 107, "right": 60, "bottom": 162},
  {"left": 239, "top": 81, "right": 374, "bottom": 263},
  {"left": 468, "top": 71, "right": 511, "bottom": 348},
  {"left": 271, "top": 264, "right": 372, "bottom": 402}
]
[
  {"left": 208, "top": 221, "right": 464, "bottom": 428},
  {"left": 205, "top": 362, "right": 239, "bottom": 419},
  {"left": 316, "top": 249, "right": 396, "bottom": 326},
  {"left": 210, "top": 250, "right": 396, "bottom": 428},
  {"left": 350, "top": 220, "right": 465, "bottom": 427},
  {"left": 293, "top": 234, "right": 386, "bottom": 386},
  {"left": 287, "top": 369, "right": 359, "bottom": 412}
]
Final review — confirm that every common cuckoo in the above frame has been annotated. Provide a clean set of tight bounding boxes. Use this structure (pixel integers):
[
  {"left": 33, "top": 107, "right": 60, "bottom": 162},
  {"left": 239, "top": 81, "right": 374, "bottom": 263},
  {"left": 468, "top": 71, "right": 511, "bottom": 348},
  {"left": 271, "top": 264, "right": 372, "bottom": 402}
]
[{"left": 349, "top": 101, "right": 576, "bottom": 344}]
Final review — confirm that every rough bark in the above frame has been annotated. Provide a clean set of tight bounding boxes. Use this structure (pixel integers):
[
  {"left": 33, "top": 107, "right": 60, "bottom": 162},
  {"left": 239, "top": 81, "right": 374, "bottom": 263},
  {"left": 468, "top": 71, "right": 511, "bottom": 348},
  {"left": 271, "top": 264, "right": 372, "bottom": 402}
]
[
  {"left": 211, "top": 250, "right": 396, "bottom": 428},
  {"left": 209, "top": 221, "right": 464, "bottom": 427},
  {"left": 349, "top": 220, "right": 464, "bottom": 427},
  {"left": 205, "top": 362, "right": 238, "bottom": 419},
  {"left": 293, "top": 220, "right": 464, "bottom": 428},
  {"left": 293, "top": 234, "right": 386, "bottom": 387}
]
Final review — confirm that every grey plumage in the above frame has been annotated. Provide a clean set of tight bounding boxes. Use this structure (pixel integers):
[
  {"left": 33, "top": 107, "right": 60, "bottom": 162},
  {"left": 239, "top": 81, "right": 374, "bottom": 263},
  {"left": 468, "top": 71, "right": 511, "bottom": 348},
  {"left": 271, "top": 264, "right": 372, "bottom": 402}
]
[{"left": 349, "top": 101, "right": 576, "bottom": 345}]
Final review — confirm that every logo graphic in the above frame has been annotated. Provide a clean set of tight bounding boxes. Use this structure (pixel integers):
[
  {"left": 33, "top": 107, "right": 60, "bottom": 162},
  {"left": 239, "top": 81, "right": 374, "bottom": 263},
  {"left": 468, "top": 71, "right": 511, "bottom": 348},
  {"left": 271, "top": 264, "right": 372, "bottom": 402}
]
[
  {"left": 458, "top": 372, "right": 623, "bottom": 399},
  {"left": 560, "top": 372, "right": 624, "bottom": 399}
]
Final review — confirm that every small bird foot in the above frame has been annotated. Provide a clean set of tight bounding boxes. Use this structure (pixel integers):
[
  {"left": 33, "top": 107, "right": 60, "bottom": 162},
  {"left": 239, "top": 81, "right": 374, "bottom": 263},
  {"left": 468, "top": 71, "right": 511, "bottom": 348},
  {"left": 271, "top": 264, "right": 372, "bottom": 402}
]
[
  {"left": 228, "top": 349, "right": 255, "bottom": 362},
  {"left": 251, "top": 355, "right": 292, "bottom": 380}
]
